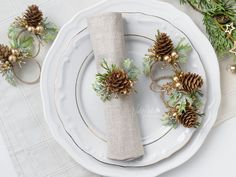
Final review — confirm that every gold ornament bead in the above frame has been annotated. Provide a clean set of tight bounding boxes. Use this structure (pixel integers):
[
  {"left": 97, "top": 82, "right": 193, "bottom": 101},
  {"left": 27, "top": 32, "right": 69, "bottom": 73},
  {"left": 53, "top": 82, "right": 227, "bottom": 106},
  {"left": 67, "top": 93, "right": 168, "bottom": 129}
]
[
  {"left": 173, "top": 76, "right": 179, "bottom": 82},
  {"left": 8, "top": 55, "right": 17, "bottom": 63},
  {"left": 171, "top": 51, "right": 178, "bottom": 58},
  {"left": 11, "top": 49, "right": 20, "bottom": 56},
  {"left": 35, "top": 25, "right": 44, "bottom": 34},
  {"left": 175, "top": 82, "right": 181, "bottom": 88},
  {"left": 27, "top": 26, "right": 35, "bottom": 33},
  {"left": 172, "top": 112, "right": 177, "bottom": 117},
  {"left": 5, "top": 61, "right": 10, "bottom": 65},
  {"left": 163, "top": 55, "right": 170, "bottom": 61},
  {"left": 230, "top": 65, "right": 236, "bottom": 73},
  {"left": 2, "top": 64, "right": 7, "bottom": 68},
  {"left": 167, "top": 58, "right": 172, "bottom": 63}
]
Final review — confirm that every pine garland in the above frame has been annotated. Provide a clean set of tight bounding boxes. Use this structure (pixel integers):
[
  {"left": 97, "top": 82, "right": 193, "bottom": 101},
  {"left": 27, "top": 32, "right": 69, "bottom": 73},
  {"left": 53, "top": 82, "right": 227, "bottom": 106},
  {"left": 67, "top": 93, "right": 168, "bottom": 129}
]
[{"left": 180, "top": 0, "right": 236, "bottom": 61}]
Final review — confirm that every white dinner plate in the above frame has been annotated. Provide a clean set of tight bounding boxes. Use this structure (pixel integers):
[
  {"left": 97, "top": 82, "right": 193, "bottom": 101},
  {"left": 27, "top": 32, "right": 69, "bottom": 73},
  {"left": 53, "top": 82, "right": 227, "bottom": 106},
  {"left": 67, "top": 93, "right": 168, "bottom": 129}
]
[
  {"left": 54, "top": 12, "right": 207, "bottom": 167},
  {"left": 41, "top": 0, "right": 221, "bottom": 176}
]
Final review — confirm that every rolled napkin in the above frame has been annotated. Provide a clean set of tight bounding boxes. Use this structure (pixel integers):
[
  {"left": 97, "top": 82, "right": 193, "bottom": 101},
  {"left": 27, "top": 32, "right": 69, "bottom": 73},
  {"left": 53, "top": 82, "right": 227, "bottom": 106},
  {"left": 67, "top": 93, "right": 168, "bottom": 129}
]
[{"left": 88, "top": 12, "right": 144, "bottom": 160}]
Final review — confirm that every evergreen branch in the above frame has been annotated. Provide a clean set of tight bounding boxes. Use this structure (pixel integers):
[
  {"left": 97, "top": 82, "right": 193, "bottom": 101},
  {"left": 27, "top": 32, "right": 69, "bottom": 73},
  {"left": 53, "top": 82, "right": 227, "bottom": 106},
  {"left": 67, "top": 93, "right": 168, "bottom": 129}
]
[{"left": 180, "top": 0, "right": 236, "bottom": 58}]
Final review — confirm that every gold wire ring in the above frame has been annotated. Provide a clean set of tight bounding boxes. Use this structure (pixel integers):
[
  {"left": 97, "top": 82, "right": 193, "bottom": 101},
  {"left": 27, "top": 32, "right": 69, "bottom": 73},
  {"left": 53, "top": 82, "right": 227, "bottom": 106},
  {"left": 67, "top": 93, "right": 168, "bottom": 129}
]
[
  {"left": 15, "top": 29, "right": 41, "bottom": 58},
  {"left": 13, "top": 59, "right": 41, "bottom": 85}
]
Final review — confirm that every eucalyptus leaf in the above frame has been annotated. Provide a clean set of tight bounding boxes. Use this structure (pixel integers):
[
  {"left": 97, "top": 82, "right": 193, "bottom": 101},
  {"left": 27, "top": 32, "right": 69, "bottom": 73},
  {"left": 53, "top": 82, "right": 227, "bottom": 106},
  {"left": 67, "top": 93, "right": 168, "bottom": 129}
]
[
  {"left": 122, "top": 58, "right": 140, "bottom": 81},
  {"left": 42, "top": 21, "right": 59, "bottom": 43},
  {"left": 143, "top": 57, "right": 155, "bottom": 76},
  {"left": 3, "top": 70, "right": 16, "bottom": 86}
]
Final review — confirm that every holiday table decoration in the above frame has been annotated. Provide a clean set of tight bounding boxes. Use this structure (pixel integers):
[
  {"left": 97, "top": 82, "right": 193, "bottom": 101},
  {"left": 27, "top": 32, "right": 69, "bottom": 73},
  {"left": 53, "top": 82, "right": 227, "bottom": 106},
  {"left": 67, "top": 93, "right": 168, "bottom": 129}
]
[
  {"left": 88, "top": 12, "right": 144, "bottom": 160},
  {"left": 144, "top": 31, "right": 204, "bottom": 128},
  {"left": 10, "top": 5, "right": 58, "bottom": 44},
  {"left": 93, "top": 59, "right": 140, "bottom": 102},
  {"left": 0, "top": 4, "right": 59, "bottom": 86},
  {"left": 180, "top": 0, "right": 236, "bottom": 73}
]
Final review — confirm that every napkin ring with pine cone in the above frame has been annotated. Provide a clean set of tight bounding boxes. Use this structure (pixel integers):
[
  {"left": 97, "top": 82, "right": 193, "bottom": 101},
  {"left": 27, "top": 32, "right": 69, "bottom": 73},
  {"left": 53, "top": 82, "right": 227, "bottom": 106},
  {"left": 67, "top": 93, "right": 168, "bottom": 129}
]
[
  {"left": 93, "top": 59, "right": 140, "bottom": 102},
  {"left": 143, "top": 30, "right": 204, "bottom": 129},
  {"left": 160, "top": 71, "right": 204, "bottom": 128},
  {"left": 9, "top": 4, "right": 58, "bottom": 50},
  {"left": 0, "top": 44, "right": 41, "bottom": 86},
  {"left": 143, "top": 30, "right": 192, "bottom": 76}
]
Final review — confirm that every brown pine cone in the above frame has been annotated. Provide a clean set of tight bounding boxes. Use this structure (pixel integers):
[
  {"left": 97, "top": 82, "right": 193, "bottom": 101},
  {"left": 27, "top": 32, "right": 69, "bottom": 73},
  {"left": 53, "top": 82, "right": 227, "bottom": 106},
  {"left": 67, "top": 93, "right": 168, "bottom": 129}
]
[
  {"left": 178, "top": 108, "right": 199, "bottom": 128},
  {"left": 105, "top": 69, "right": 133, "bottom": 95},
  {"left": 0, "top": 44, "right": 12, "bottom": 60},
  {"left": 180, "top": 72, "right": 203, "bottom": 93},
  {"left": 24, "top": 5, "right": 43, "bottom": 27},
  {"left": 148, "top": 32, "right": 174, "bottom": 60}
]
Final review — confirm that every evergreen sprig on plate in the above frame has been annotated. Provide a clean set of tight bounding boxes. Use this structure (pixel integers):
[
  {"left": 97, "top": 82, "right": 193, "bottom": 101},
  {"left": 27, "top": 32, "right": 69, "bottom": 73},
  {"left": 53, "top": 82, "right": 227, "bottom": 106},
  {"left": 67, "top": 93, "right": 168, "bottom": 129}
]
[
  {"left": 143, "top": 31, "right": 192, "bottom": 76},
  {"left": 161, "top": 89, "right": 203, "bottom": 128},
  {"left": 93, "top": 59, "right": 140, "bottom": 102}
]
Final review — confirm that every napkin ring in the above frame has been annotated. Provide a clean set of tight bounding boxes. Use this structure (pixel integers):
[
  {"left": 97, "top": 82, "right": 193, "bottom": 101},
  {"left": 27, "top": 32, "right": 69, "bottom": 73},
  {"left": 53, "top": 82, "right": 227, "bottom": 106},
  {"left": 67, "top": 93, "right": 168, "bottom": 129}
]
[
  {"left": 8, "top": 4, "right": 58, "bottom": 56},
  {"left": 93, "top": 59, "right": 140, "bottom": 102},
  {"left": 0, "top": 44, "right": 41, "bottom": 86},
  {"left": 144, "top": 31, "right": 204, "bottom": 128}
]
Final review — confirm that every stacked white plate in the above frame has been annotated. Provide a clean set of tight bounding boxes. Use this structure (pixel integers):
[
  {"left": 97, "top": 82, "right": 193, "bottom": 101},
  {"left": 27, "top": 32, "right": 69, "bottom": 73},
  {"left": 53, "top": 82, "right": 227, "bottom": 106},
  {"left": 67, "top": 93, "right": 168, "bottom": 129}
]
[{"left": 41, "top": 0, "right": 221, "bottom": 177}]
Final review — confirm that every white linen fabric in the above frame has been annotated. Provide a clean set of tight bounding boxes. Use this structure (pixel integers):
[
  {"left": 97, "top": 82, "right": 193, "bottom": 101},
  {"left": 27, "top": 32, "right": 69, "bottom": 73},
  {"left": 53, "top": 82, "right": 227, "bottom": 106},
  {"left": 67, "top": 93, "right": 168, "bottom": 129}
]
[
  {"left": 87, "top": 12, "right": 144, "bottom": 160},
  {"left": 0, "top": 0, "right": 235, "bottom": 177}
]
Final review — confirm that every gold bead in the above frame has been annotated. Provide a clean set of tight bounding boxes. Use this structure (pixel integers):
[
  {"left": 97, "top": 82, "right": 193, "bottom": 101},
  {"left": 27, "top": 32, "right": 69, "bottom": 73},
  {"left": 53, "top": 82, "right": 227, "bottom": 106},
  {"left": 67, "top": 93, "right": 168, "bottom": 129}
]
[
  {"left": 173, "top": 76, "right": 179, "bottom": 82},
  {"left": 171, "top": 51, "right": 179, "bottom": 59},
  {"left": 11, "top": 49, "right": 20, "bottom": 56},
  {"left": 230, "top": 65, "right": 236, "bottom": 73},
  {"left": 167, "top": 58, "right": 172, "bottom": 63},
  {"left": 5, "top": 61, "right": 10, "bottom": 65},
  {"left": 8, "top": 55, "right": 17, "bottom": 63},
  {"left": 175, "top": 82, "right": 181, "bottom": 88},
  {"left": 163, "top": 55, "right": 170, "bottom": 61},
  {"left": 172, "top": 112, "right": 177, "bottom": 117},
  {"left": 27, "top": 26, "right": 35, "bottom": 33},
  {"left": 35, "top": 25, "right": 44, "bottom": 34}
]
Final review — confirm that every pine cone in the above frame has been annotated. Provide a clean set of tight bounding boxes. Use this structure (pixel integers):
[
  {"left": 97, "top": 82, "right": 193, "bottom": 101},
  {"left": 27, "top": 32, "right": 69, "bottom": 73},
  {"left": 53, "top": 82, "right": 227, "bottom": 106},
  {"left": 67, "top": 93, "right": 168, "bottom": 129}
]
[
  {"left": 105, "top": 69, "right": 133, "bottom": 95},
  {"left": 178, "top": 108, "right": 199, "bottom": 128},
  {"left": 0, "top": 44, "right": 12, "bottom": 60},
  {"left": 148, "top": 32, "right": 174, "bottom": 60},
  {"left": 180, "top": 72, "right": 203, "bottom": 92},
  {"left": 24, "top": 5, "right": 43, "bottom": 27}
]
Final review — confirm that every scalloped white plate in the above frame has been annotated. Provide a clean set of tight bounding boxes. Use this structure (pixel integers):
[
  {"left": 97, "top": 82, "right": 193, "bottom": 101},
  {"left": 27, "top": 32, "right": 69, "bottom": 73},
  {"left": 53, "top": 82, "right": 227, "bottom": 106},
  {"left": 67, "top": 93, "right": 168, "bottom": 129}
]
[
  {"left": 53, "top": 12, "right": 207, "bottom": 167},
  {"left": 41, "top": 0, "right": 221, "bottom": 176}
]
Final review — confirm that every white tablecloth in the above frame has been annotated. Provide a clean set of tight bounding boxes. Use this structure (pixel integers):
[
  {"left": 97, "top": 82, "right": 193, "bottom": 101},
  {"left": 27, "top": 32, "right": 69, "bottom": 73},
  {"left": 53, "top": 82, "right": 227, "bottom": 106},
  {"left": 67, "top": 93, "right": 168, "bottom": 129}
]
[{"left": 0, "top": 0, "right": 235, "bottom": 177}]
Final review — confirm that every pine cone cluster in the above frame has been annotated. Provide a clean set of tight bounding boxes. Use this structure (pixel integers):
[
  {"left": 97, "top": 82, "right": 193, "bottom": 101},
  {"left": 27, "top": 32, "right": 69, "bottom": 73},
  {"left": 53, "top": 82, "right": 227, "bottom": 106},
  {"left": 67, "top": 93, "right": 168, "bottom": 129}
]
[
  {"left": 0, "top": 44, "right": 22, "bottom": 71},
  {"left": 0, "top": 44, "right": 11, "bottom": 59},
  {"left": 0, "top": 45, "right": 13, "bottom": 71},
  {"left": 180, "top": 72, "right": 203, "bottom": 93},
  {"left": 148, "top": 32, "right": 174, "bottom": 60},
  {"left": 24, "top": 5, "right": 43, "bottom": 27},
  {"left": 105, "top": 69, "right": 133, "bottom": 95},
  {"left": 178, "top": 108, "right": 199, "bottom": 128}
]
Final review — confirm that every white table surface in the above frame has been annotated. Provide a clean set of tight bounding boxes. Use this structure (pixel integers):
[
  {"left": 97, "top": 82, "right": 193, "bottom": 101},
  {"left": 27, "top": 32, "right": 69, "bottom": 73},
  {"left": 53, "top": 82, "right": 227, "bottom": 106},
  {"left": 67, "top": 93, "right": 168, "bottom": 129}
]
[{"left": 0, "top": 0, "right": 235, "bottom": 177}]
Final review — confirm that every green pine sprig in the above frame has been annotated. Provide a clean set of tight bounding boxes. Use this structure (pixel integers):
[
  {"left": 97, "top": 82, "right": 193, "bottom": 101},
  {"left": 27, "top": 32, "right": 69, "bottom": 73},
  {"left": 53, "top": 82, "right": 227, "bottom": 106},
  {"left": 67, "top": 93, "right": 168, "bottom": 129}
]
[{"left": 180, "top": 0, "right": 236, "bottom": 60}]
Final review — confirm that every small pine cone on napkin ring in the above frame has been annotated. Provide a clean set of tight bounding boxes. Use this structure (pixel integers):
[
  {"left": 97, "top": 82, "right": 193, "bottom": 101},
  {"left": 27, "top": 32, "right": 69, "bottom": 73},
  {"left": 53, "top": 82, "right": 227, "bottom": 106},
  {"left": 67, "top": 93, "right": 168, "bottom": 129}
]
[
  {"left": 93, "top": 59, "right": 140, "bottom": 102},
  {"left": 172, "top": 72, "right": 204, "bottom": 93},
  {"left": 143, "top": 30, "right": 192, "bottom": 76},
  {"left": 10, "top": 4, "right": 58, "bottom": 44}
]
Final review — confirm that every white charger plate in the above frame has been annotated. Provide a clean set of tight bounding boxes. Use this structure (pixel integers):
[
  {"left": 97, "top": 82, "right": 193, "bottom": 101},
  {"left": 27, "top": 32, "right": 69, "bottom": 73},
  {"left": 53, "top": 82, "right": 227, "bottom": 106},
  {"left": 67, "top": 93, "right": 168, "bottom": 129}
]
[
  {"left": 41, "top": 0, "right": 221, "bottom": 176},
  {"left": 54, "top": 12, "right": 207, "bottom": 167}
]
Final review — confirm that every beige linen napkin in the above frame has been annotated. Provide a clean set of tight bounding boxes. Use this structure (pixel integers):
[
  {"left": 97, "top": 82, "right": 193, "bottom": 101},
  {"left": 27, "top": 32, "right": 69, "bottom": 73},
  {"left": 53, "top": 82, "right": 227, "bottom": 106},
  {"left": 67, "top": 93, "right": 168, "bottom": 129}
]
[{"left": 87, "top": 12, "right": 144, "bottom": 160}]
